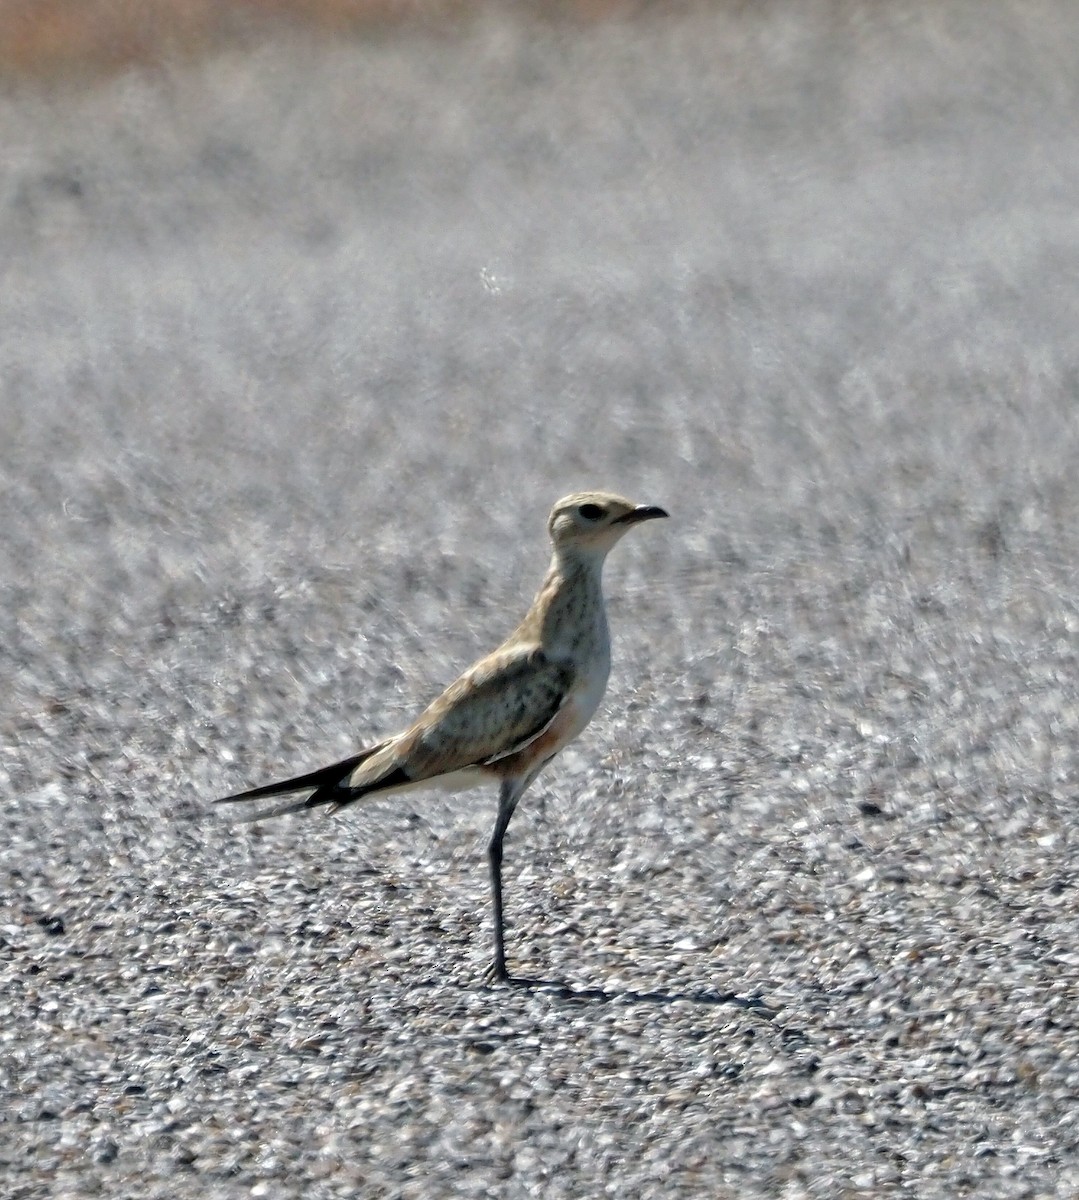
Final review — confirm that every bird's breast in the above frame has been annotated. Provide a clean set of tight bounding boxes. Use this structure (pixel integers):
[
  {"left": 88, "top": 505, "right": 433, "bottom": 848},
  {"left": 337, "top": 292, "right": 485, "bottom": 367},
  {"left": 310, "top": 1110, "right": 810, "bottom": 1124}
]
[
  {"left": 542, "top": 643, "right": 611, "bottom": 751},
  {"left": 489, "top": 645, "right": 610, "bottom": 780},
  {"left": 570, "top": 642, "right": 611, "bottom": 731}
]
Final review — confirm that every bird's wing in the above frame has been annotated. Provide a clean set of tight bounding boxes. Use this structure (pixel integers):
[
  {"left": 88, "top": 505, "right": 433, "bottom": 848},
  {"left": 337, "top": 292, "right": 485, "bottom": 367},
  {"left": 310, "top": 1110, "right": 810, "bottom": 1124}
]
[{"left": 349, "top": 645, "right": 575, "bottom": 788}]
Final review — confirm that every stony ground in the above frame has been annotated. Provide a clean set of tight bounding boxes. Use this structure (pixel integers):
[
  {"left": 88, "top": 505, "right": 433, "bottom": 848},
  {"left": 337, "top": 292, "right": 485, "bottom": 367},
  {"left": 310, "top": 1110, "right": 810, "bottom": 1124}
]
[{"left": 2, "top": 2, "right": 1079, "bottom": 1196}]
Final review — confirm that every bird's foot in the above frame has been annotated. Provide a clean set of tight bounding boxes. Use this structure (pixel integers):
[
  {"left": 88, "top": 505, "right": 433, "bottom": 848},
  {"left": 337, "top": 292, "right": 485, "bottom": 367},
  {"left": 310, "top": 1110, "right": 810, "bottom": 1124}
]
[{"left": 482, "top": 957, "right": 511, "bottom": 985}]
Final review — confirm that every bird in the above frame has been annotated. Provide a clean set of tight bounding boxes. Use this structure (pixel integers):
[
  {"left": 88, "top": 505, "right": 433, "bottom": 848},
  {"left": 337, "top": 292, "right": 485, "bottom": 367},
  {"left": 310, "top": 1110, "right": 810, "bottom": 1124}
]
[{"left": 215, "top": 490, "right": 668, "bottom": 982}]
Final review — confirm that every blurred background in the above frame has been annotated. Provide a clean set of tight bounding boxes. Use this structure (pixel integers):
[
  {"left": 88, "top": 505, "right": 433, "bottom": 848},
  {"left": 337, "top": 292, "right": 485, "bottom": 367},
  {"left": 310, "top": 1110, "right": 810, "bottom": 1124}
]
[{"left": 3, "top": 0, "right": 1076, "bottom": 774}]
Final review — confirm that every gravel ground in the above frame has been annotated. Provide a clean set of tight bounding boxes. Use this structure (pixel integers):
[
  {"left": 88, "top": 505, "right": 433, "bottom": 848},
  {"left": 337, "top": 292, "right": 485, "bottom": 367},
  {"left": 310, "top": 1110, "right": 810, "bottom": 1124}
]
[{"left": 3, "top": 2, "right": 1079, "bottom": 1196}]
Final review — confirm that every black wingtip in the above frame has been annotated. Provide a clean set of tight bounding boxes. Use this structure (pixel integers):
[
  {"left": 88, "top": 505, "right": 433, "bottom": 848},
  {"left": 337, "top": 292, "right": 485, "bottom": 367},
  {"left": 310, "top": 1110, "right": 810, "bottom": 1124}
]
[{"left": 213, "top": 748, "right": 377, "bottom": 809}]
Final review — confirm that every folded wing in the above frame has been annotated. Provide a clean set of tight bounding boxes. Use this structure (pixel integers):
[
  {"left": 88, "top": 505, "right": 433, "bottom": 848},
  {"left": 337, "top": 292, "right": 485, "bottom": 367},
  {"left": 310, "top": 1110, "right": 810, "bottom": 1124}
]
[
  {"left": 215, "top": 646, "right": 576, "bottom": 821},
  {"left": 346, "top": 646, "right": 576, "bottom": 792}
]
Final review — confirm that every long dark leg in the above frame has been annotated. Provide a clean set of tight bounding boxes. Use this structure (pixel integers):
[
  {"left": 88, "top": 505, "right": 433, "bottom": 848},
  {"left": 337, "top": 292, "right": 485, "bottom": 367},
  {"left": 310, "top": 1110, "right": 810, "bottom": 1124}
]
[{"left": 485, "top": 779, "right": 521, "bottom": 983}]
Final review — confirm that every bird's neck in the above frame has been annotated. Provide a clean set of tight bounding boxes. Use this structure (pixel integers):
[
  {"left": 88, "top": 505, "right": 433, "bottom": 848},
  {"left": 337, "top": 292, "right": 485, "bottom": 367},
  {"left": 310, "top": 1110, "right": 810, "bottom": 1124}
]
[
  {"left": 523, "top": 548, "right": 610, "bottom": 660},
  {"left": 548, "top": 545, "right": 609, "bottom": 599}
]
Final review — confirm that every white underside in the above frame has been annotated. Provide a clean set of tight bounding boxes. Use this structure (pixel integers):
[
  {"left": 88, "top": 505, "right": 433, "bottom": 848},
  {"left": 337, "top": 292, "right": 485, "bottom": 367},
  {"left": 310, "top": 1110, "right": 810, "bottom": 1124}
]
[{"left": 364, "top": 767, "right": 491, "bottom": 800}]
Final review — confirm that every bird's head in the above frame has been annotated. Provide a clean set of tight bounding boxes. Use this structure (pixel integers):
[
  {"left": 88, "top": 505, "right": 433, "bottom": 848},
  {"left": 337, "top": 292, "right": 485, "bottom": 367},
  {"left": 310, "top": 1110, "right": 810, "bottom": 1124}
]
[{"left": 547, "top": 491, "right": 668, "bottom": 559}]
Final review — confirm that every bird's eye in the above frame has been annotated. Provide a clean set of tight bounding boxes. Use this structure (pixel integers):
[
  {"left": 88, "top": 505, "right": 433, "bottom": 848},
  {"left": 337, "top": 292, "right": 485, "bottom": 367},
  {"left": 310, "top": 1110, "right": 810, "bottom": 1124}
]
[{"left": 578, "top": 503, "right": 605, "bottom": 522}]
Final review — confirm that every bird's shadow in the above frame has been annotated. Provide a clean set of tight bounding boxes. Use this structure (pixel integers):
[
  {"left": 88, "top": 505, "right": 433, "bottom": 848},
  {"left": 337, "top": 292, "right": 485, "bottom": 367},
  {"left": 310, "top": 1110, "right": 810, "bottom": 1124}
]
[
  {"left": 496, "top": 975, "right": 777, "bottom": 1015},
  {"left": 408, "top": 973, "right": 776, "bottom": 1016}
]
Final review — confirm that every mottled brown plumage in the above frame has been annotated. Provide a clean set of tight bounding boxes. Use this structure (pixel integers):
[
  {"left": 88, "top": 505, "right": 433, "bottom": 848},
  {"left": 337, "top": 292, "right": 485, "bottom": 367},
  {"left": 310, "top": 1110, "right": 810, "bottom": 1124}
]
[{"left": 216, "top": 490, "right": 668, "bottom": 981}]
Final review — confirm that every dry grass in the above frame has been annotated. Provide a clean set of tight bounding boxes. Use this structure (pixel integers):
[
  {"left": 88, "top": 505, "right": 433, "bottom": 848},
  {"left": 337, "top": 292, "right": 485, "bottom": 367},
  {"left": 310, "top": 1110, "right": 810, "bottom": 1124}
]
[{"left": 0, "top": 0, "right": 638, "bottom": 79}]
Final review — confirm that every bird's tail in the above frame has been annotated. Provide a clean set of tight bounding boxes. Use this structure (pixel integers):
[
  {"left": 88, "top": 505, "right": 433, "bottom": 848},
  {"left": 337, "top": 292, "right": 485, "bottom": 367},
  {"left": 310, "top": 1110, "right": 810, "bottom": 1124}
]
[{"left": 214, "top": 743, "right": 388, "bottom": 823}]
